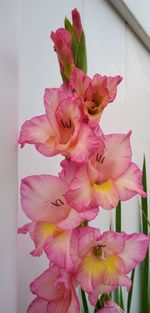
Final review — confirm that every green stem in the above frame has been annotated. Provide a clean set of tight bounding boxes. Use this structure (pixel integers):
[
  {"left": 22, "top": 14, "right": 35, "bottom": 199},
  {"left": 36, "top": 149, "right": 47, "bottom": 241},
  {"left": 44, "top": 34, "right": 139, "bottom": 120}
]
[{"left": 81, "top": 288, "right": 89, "bottom": 313}]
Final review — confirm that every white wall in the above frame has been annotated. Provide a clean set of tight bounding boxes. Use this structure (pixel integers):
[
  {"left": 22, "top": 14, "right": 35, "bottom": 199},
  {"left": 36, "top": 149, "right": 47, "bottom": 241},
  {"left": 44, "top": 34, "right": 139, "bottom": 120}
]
[
  {"left": 1, "top": 0, "right": 149, "bottom": 312},
  {"left": 0, "top": 1, "right": 18, "bottom": 313}
]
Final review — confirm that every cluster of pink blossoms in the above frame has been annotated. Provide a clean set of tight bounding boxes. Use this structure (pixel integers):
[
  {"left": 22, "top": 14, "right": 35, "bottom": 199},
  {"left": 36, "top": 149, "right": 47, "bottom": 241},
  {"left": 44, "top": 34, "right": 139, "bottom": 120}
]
[{"left": 18, "top": 9, "right": 150, "bottom": 313}]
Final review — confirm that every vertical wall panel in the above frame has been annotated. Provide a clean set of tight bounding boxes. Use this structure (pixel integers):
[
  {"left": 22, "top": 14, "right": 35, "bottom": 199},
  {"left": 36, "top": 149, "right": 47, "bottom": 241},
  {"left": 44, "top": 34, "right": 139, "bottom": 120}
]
[{"left": 0, "top": 1, "right": 18, "bottom": 313}]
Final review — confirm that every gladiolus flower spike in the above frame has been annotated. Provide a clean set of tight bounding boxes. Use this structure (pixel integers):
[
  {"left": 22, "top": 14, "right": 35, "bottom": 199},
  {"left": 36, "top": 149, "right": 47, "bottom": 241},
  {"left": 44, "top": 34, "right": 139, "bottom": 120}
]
[{"left": 18, "top": 7, "right": 150, "bottom": 313}]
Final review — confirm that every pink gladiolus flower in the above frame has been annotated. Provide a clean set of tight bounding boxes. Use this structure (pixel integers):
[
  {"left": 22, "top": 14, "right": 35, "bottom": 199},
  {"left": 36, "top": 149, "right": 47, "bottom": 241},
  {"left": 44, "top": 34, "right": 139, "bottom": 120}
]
[
  {"left": 27, "top": 265, "right": 80, "bottom": 313},
  {"left": 70, "top": 227, "right": 150, "bottom": 295},
  {"left": 64, "top": 132, "right": 146, "bottom": 211},
  {"left": 51, "top": 28, "right": 74, "bottom": 80},
  {"left": 19, "top": 88, "right": 102, "bottom": 163},
  {"left": 96, "top": 300, "right": 124, "bottom": 313},
  {"left": 18, "top": 175, "right": 98, "bottom": 270},
  {"left": 70, "top": 67, "right": 122, "bottom": 126}
]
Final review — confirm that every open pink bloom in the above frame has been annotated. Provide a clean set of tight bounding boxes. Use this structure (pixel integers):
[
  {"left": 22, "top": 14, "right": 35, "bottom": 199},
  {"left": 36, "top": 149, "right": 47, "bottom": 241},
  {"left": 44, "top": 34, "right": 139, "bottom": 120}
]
[
  {"left": 97, "top": 300, "right": 124, "bottom": 313},
  {"left": 18, "top": 174, "right": 98, "bottom": 270},
  {"left": 19, "top": 87, "right": 101, "bottom": 163},
  {"left": 64, "top": 132, "right": 146, "bottom": 211},
  {"left": 27, "top": 265, "right": 80, "bottom": 313},
  {"left": 70, "top": 67, "right": 122, "bottom": 126},
  {"left": 51, "top": 28, "right": 74, "bottom": 80},
  {"left": 70, "top": 227, "right": 150, "bottom": 295}
]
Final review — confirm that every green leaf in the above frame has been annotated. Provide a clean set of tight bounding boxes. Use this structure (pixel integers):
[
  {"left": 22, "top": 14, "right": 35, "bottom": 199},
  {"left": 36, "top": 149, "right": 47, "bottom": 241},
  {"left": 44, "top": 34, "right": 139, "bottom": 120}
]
[
  {"left": 81, "top": 288, "right": 89, "bottom": 313},
  {"left": 119, "top": 287, "right": 124, "bottom": 310},
  {"left": 127, "top": 268, "right": 135, "bottom": 313},
  {"left": 113, "top": 288, "right": 119, "bottom": 305},
  {"left": 141, "top": 156, "right": 148, "bottom": 235},
  {"left": 75, "top": 31, "right": 87, "bottom": 74},
  {"left": 140, "top": 251, "right": 149, "bottom": 313},
  {"left": 116, "top": 201, "right": 121, "bottom": 232}
]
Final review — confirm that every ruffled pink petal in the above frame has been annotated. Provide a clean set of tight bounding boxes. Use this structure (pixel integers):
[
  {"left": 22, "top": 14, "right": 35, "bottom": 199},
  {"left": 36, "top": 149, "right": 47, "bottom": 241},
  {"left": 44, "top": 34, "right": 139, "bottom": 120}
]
[
  {"left": 93, "top": 179, "right": 119, "bottom": 210},
  {"left": 57, "top": 209, "right": 82, "bottom": 230},
  {"left": 59, "top": 159, "right": 79, "bottom": 184},
  {"left": 100, "top": 231, "right": 125, "bottom": 255},
  {"left": 88, "top": 284, "right": 117, "bottom": 306},
  {"left": 19, "top": 115, "right": 58, "bottom": 156},
  {"left": 97, "top": 132, "right": 132, "bottom": 182},
  {"left": 66, "top": 286, "right": 80, "bottom": 313},
  {"left": 96, "top": 300, "right": 124, "bottom": 313},
  {"left": 70, "top": 67, "right": 91, "bottom": 98},
  {"left": 44, "top": 88, "right": 64, "bottom": 138},
  {"left": 44, "top": 230, "right": 74, "bottom": 271},
  {"left": 64, "top": 165, "right": 93, "bottom": 212},
  {"left": 115, "top": 163, "right": 147, "bottom": 200},
  {"left": 19, "top": 115, "right": 52, "bottom": 147},
  {"left": 48, "top": 299, "right": 69, "bottom": 313},
  {"left": 30, "top": 222, "right": 58, "bottom": 257},
  {"left": 106, "top": 75, "right": 123, "bottom": 101},
  {"left": 21, "top": 175, "right": 69, "bottom": 222},
  {"left": 27, "top": 297, "right": 48, "bottom": 313},
  {"left": 80, "top": 207, "right": 99, "bottom": 221},
  {"left": 119, "top": 232, "right": 150, "bottom": 273},
  {"left": 30, "top": 267, "right": 63, "bottom": 301},
  {"left": 92, "top": 74, "right": 122, "bottom": 105},
  {"left": 55, "top": 96, "right": 81, "bottom": 149},
  {"left": 67, "top": 124, "right": 101, "bottom": 163},
  {"left": 78, "top": 226, "right": 101, "bottom": 258}
]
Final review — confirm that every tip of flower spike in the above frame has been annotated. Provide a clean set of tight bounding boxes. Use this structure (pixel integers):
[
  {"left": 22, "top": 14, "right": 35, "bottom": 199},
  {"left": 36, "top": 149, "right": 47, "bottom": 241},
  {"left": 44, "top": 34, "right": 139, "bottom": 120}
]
[{"left": 72, "top": 8, "right": 83, "bottom": 39}]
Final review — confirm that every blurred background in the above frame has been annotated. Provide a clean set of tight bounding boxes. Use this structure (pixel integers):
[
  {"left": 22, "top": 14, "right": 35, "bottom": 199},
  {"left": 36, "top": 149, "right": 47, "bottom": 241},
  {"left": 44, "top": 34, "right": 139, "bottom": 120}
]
[{"left": 0, "top": 0, "right": 150, "bottom": 312}]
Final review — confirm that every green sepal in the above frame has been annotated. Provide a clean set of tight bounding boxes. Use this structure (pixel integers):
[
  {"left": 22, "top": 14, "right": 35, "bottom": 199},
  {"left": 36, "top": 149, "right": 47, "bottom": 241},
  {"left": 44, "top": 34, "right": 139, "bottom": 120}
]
[
  {"left": 64, "top": 17, "right": 78, "bottom": 57},
  {"left": 75, "top": 31, "right": 87, "bottom": 74}
]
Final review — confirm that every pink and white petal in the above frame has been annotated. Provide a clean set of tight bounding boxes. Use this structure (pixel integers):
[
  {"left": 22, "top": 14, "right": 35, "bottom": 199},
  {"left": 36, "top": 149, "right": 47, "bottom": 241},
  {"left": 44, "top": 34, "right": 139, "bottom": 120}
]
[
  {"left": 57, "top": 209, "right": 82, "bottom": 230},
  {"left": 115, "top": 163, "right": 147, "bottom": 200},
  {"left": 18, "top": 222, "right": 34, "bottom": 236},
  {"left": 59, "top": 159, "right": 79, "bottom": 184},
  {"left": 88, "top": 284, "right": 117, "bottom": 306},
  {"left": 101, "top": 254, "right": 126, "bottom": 286},
  {"left": 78, "top": 226, "right": 100, "bottom": 258},
  {"left": 19, "top": 115, "right": 53, "bottom": 148},
  {"left": 67, "top": 287, "right": 80, "bottom": 313},
  {"left": 77, "top": 255, "right": 106, "bottom": 293},
  {"left": 93, "top": 179, "right": 119, "bottom": 210},
  {"left": 48, "top": 298, "right": 69, "bottom": 313},
  {"left": 119, "top": 232, "right": 150, "bottom": 273},
  {"left": 98, "top": 132, "right": 132, "bottom": 182},
  {"left": 27, "top": 297, "right": 48, "bottom": 313},
  {"left": 64, "top": 165, "right": 93, "bottom": 212},
  {"left": 44, "top": 88, "right": 64, "bottom": 139},
  {"left": 56, "top": 96, "right": 81, "bottom": 145},
  {"left": 67, "top": 124, "right": 100, "bottom": 163},
  {"left": 101, "top": 231, "right": 125, "bottom": 255},
  {"left": 21, "top": 175, "right": 69, "bottom": 222},
  {"left": 30, "top": 267, "right": 63, "bottom": 301},
  {"left": 80, "top": 207, "right": 99, "bottom": 221},
  {"left": 70, "top": 67, "right": 91, "bottom": 97},
  {"left": 35, "top": 140, "right": 59, "bottom": 157},
  {"left": 30, "top": 222, "right": 58, "bottom": 257},
  {"left": 97, "top": 300, "right": 124, "bottom": 313},
  {"left": 106, "top": 75, "right": 123, "bottom": 102},
  {"left": 44, "top": 230, "right": 74, "bottom": 271}
]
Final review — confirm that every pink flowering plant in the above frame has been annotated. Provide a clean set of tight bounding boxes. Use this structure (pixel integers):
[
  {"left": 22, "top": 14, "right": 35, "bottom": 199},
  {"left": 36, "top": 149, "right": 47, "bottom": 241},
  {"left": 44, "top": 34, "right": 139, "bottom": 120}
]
[{"left": 18, "top": 9, "right": 150, "bottom": 313}]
